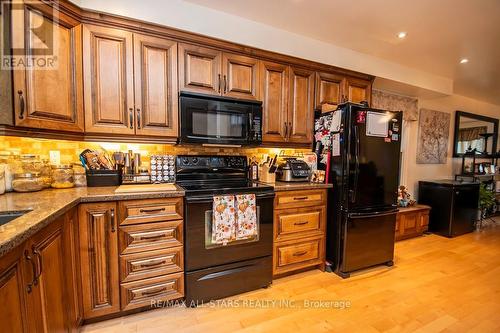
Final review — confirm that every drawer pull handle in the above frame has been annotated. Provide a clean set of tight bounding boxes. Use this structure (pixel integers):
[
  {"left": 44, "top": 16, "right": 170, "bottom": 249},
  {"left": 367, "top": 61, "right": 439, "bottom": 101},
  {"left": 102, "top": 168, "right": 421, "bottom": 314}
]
[
  {"left": 139, "top": 207, "right": 166, "bottom": 214},
  {"left": 293, "top": 196, "right": 308, "bottom": 201},
  {"left": 293, "top": 251, "right": 308, "bottom": 257},
  {"left": 141, "top": 287, "right": 167, "bottom": 297},
  {"left": 139, "top": 234, "right": 166, "bottom": 241},
  {"left": 139, "top": 260, "right": 167, "bottom": 268},
  {"left": 294, "top": 221, "right": 309, "bottom": 226}
]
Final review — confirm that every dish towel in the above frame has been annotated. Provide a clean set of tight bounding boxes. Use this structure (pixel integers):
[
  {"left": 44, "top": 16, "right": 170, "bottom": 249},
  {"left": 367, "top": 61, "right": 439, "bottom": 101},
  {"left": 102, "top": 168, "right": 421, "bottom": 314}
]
[
  {"left": 235, "top": 194, "right": 257, "bottom": 240},
  {"left": 212, "top": 195, "right": 236, "bottom": 245}
]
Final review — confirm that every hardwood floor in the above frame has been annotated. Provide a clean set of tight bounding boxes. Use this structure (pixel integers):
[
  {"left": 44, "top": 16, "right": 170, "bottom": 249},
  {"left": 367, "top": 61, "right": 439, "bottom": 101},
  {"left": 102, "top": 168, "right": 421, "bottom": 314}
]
[{"left": 82, "top": 220, "right": 500, "bottom": 333}]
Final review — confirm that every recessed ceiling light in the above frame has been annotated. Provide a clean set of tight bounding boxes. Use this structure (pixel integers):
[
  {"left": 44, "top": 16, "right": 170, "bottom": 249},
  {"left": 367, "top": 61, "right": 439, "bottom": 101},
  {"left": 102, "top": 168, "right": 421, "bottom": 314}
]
[
  {"left": 397, "top": 32, "right": 407, "bottom": 39},
  {"left": 460, "top": 58, "right": 469, "bottom": 64}
]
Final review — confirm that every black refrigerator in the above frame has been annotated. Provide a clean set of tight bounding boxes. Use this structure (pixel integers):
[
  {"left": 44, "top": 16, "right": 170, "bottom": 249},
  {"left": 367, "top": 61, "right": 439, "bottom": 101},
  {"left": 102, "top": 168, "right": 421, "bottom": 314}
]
[{"left": 316, "top": 102, "right": 402, "bottom": 278}]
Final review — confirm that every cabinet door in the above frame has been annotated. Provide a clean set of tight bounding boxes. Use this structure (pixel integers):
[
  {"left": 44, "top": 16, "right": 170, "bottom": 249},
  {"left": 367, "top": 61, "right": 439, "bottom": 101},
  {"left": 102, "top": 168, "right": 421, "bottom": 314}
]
[
  {"left": 222, "top": 53, "right": 259, "bottom": 100},
  {"left": 12, "top": 2, "right": 84, "bottom": 132},
  {"left": 315, "top": 72, "right": 344, "bottom": 110},
  {"left": 401, "top": 212, "right": 418, "bottom": 236},
  {"left": 259, "top": 61, "right": 288, "bottom": 143},
  {"left": 345, "top": 76, "right": 372, "bottom": 105},
  {"left": 178, "top": 43, "right": 221, "bottom": 96},
  {"left": 78, "top": 202, "right": 120, "bottom": 319},
  {"left": 0, "top": 246, "right": 28, "bottom": 333},
  {"left": 134, "top": 34, "right": 178, "bottom": 137},
  {"left": 288, "top": 67, "right": 314, "bottom": 144},
  {"left": 25, "top": 216, "right": 68, "bottom": 333},
  {"left": 83, "top": 24, "right": 135, "bottom": 135}
]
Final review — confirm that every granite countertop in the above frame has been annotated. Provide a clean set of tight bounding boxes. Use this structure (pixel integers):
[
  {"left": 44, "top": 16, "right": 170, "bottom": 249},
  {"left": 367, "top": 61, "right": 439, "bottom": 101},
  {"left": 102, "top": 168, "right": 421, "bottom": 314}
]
[
  {"left": 260, "top": 181, "right": 333, "bottom": 191},
  {"left": 0, "top": 186, "right": 185, "bottom": 257}
]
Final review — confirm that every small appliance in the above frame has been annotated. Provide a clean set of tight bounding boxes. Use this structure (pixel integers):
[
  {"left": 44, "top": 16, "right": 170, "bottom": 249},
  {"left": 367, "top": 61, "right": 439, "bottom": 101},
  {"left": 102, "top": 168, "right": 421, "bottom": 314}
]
[{"left": 275, "top": 158, "right": 311, "bottom": 182}]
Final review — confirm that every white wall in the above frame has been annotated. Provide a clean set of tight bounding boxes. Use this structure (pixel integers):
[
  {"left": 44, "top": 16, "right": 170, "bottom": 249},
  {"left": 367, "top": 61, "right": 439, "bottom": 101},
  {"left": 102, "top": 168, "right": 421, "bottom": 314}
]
[
  {"left": 74, "top": 0, "right": 452, "bottom": 95},
  {"left": 404, "top": 94, "right": 500, "bottom": 197}
]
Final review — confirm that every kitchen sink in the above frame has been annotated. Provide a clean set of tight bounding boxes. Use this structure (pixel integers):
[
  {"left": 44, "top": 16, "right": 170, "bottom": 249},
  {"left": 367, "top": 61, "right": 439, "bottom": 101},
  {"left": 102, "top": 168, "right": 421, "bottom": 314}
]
[{"left": 0, "top": 210, "right": 32, "bottom": 227}]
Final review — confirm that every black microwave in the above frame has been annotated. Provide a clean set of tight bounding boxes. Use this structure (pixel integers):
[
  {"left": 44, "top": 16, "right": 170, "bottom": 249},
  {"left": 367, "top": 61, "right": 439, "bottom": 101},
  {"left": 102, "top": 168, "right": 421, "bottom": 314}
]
[{"left": 179, "top": 92, "right": 262, "bottom": 146}]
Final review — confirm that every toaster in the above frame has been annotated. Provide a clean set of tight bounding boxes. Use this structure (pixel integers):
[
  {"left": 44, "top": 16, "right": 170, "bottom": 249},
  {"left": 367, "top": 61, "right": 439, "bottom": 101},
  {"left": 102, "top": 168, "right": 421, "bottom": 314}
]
[{"left": 276, "top": 159, "right": 311, "bottom": 182}]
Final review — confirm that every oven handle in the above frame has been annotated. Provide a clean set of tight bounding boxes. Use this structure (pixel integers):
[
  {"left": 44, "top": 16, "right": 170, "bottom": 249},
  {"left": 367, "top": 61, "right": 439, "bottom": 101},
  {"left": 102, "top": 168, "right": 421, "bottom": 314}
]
[{"left": 185, "top": 192, "right": 275, "bottom": 203}]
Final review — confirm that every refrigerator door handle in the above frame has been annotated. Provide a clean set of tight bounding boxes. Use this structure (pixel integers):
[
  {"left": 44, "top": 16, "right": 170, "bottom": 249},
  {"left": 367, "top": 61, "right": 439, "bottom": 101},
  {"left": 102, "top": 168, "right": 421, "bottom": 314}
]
[
  {"left": 351, "top": 124, "right": 360, "bottom": 203},
  {"left": 348, "top": 209, "right": 398, "bottom": 219}
]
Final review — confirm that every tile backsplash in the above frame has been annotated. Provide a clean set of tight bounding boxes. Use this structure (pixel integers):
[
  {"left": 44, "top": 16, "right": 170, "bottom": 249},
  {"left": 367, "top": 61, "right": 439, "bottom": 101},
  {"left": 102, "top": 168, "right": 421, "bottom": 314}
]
[{"left": 0, "top": 136, "right": 309, "bottom": 165}]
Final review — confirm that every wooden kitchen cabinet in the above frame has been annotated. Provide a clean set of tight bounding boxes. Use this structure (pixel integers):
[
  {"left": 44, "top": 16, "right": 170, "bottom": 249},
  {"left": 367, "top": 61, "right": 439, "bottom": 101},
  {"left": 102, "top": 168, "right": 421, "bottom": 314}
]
[
  {"left": 78, "top": 202, "right": 120, "bottom": 319},
  {"left": 0, "top": 246, "right": 28, "bottom": 333},
  {"left": 133, "top": 34, "right": 178, "bottom": 137},
  {"left": 222, "top": 53, "right": 259, "bottom": 100},
  {"left": 287, "top": 67, "right": 314, "bottom": 144},
  {"left": 179, "top": 43, "right": 259, "bottom": 100},
  {"left": 315, "top": 72, "right": 344, "bottom": 110},
  {"left": 259, "top": 61, "right": 289, "bottom": 143},
  {"left": 0, "top": 210, "right": 79, "bottom": 333},
  {"left": 178, "top": 43, "right": 222, "bottom": 96},
  {"left": 83, "top": 24, "right": 135, "bottom": 135},
  {"left": 273, "top": 189, "right": 327, "bottom": 276},
  {"left": 395, "top": 205, "right": 431, "bottom": 241},
  {"left": 344, "top": 76, "right": 372, "bottom": 104},
  {"left": 84, "top": 24, "right": 179, "bottom": 139},
  {"left": 12, "top": 1, "right": 84, "bottom": 132}
]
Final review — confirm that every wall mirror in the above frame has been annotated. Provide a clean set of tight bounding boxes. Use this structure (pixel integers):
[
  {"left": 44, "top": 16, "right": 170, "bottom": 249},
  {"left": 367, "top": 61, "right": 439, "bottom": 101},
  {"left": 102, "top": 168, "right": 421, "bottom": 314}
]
[{"left": 453, "top": 111, "right": 499, "bottom": 157}]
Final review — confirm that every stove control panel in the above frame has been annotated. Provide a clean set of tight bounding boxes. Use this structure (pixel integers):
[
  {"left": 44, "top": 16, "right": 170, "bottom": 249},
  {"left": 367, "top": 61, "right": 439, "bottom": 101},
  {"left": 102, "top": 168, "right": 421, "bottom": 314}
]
[{"left": 176, "top": 155, "right": 247, "bottom": 171}]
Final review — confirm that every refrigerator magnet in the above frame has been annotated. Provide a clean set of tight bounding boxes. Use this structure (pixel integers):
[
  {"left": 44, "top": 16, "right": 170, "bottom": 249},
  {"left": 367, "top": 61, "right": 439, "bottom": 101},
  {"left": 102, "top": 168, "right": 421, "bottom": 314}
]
[
  {"left": 384, "top": 137, "right": 391, "bottom": 143},
  {"left": 392, "top": 134, "right": 399, "bottom": 141},
  {"left": 392, "top": 123, "right": 399, "bottom": 132}
]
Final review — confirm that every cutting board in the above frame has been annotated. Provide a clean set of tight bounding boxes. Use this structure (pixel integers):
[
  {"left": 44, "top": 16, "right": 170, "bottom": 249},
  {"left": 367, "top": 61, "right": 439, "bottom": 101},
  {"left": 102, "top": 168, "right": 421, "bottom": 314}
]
[{"left": 115, "top": 183, "right": 178, "bottom": 193}]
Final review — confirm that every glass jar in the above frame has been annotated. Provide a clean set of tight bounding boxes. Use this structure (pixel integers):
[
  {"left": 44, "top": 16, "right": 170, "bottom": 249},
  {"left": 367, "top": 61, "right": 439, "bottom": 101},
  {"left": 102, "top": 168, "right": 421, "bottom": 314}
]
[
  {"left": 0, "top": 165, "right": 5, "bottom": 195},
  {"left": 0, "top": 152, "right": 10, "bottom": 193},
  {"left": 39, "top": 159, "right": 52, "bottom": 189},
  {"left": 73, "top": 164, "right": 87, "bottom": 187},
  {"left": 51, "top": 164, "right": 74, "bottom": 189},
  {"left": 12, "top": 172, "right": 44, "bottom": 192},
  {"left": 20, "top": 154, "right": 42, "bottom": 174}
]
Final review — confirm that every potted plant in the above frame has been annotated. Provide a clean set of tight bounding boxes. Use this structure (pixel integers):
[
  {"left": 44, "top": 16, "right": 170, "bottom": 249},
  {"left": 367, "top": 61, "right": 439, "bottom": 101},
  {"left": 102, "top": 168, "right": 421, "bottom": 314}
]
[{"left": 477, "top": 184, "right": 496, "bottom": 228}]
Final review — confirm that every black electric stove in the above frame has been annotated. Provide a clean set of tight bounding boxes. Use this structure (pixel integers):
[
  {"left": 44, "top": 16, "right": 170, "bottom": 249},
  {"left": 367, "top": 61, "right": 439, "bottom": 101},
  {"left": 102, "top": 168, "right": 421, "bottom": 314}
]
[{"left": 176, "top": 155, "right": 274, "bottom": 305}]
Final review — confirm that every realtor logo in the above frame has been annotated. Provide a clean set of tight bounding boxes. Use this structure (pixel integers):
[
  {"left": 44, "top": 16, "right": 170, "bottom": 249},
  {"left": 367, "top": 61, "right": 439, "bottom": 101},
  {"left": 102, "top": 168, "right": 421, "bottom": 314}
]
[{"left": 1, "top": 0, "right": 59, "bottom": 70}]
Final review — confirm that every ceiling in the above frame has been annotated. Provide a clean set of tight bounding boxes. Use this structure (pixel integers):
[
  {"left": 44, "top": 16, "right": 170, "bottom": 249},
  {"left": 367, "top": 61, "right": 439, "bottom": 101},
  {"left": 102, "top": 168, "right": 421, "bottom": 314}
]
[{"left": 185, "top": 0, "right": 500, "bottom": 105}]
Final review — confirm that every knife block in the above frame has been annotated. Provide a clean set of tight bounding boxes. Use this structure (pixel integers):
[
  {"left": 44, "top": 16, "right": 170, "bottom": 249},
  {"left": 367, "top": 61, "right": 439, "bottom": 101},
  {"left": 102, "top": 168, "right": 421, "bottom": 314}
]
[{"left": 259, "top": 165, "right": 276, "bottom": 183}]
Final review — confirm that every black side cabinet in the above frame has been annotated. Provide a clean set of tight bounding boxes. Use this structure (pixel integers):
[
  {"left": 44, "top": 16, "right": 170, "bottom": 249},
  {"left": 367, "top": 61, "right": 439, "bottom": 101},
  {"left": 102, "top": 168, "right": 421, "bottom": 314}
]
[{"left": 418, "top": 180, "right": 479, "bottom": 237}]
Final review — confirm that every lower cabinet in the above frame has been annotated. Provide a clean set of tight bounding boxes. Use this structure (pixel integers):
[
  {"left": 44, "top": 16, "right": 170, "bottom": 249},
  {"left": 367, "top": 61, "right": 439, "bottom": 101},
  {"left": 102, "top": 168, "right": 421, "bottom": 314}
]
[
  {"left": 78, "top": 202, "right": 120, "bottom": 319},
  {"left": 78, "top": 198, "right": 185, "bottom": 321},
  {"left": 0, "top": 209, "right": 80, "bottom": 333},
  {"left": 395, "top": 205, "right": 431, "bottom": 241},
  {"left": 273, "top": 189, "right": 327, "bottom": 277}
]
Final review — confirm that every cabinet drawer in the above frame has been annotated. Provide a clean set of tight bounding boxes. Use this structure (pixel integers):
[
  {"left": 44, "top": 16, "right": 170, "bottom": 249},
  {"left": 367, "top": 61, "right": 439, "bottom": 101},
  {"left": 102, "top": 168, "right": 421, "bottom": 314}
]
[
  {"left": 119, "top": 220, "right": 183, "bottom": 254},
  {"left": 120, "top": 272, "right": 184, "bottom": 311},
  {"left": 120, "top": 247, "right": 183, "bottom": 283},
  {"left": 119, "top": 198, "right": 183, "bottom": 226},
  {"left": 276, "top": 238, "right": 321, "bottom": 268},
  {"left": 275, "top": 190, "right": 326, "bottom": 209},
  {"left": 276, "top": 207, "right": 323, "bottom": 240}
]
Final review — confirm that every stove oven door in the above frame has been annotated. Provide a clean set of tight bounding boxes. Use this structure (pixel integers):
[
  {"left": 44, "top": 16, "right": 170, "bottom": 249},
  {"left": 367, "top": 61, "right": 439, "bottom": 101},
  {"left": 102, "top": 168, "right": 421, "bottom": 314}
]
[{"left": 184, "top": 191, "right": 274, "bottom": 272}]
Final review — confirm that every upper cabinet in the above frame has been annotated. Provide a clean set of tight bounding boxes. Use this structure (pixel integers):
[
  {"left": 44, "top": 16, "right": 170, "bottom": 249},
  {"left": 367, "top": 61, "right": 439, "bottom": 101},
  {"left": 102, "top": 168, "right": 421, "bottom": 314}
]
[
  {"left": 222, "top": 53, "right": 259, "bottom": 100},
  {"left": 344, "top": 76, "right": 372, "bottom": 105},
  {"left": 178, "top": 44, "right": 221, "bottom": 96},
  {"left": 83, "top": 24, "right": 135, "bottom": 135},
  {"left": 315, "top": 72, "right": 344, "bottom": 109},
  {"left": 83, "top": 25, "right": 178, "bottom": 138},
  {"left": 259, "top": 62, "right": 314, "bottom": 145},
  {"left": 288, "top": 67, "right": 314, "bottom": 144},
  {"left": 315, "top": 72, "right": 372, "bottom": 111},
  {"left": 179, "top": 43, "right": 259, "bottom": 100},
  {"left": 133, "top": 34, "right": 178, "bottom": 137},
  {"left": 12, "top": 2, "right": 84, "bottom": 132}
]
